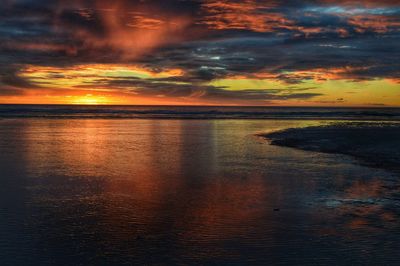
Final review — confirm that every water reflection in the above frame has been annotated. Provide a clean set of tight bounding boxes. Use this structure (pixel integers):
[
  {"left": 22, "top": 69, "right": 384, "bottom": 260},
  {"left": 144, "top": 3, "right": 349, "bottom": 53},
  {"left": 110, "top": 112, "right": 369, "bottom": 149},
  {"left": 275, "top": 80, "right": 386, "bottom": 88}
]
[
  {"left": 324, "top": 178, "right": 399, "bottom": 232},
  {"left": 0, "top": 119, "right": 399, "bottom": 265}
]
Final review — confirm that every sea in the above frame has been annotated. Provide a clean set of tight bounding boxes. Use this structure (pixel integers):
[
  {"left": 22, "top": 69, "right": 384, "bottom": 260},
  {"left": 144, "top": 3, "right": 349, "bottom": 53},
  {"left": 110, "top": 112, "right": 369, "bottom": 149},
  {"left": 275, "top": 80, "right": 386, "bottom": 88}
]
[
  {"left": 1, "top": 105, "right": 399, "bottom": 265},
  {"left": 1, "top": 104, "right": 400, "bottom": 120}
]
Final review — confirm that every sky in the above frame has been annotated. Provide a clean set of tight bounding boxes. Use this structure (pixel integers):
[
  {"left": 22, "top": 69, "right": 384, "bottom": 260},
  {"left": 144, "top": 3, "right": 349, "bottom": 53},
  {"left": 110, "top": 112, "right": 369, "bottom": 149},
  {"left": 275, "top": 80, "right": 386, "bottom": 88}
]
[{"left": 0, "top": 0, "right": 399, "bottom": 106}]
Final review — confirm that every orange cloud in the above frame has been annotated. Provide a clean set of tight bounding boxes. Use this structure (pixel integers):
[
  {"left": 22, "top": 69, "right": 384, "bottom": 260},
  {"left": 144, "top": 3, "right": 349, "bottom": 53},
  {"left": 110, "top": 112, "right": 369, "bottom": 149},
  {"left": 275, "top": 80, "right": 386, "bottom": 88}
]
[
  {"left": 242, "top": 66, "right": 375, "bottom": 84},
  {"left": 385, "top": 78, "right": 400, "bottom": 84},
  {"left": 199, "top": 0, "right": 294, "bottom": 32},
  {"left": 288, "top": 66, "right": 373, "bottom": 81},
  {"left": 1, "top": 42, "right": 78, "bottom": 56},
  {"left": 20, "top": 64, "right": 184, "bottom": 80},
  {"left": 348, "top": 15, "right": 400, "bottom": 33},
  {"left": 54, "top": 1, "right": 194, "bottom": 60}
]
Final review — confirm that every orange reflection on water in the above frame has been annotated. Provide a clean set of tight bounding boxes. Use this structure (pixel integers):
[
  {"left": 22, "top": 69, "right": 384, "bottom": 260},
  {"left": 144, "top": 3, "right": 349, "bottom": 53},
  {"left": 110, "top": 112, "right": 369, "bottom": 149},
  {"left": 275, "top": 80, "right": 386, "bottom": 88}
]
[
  {"left": 331, "top": 178, "right": 398, "bottom": 231},
  {"left": 21, "top": 119, "right": 272, "bottom": 247},
  {"left": 178, "top": 174, "right": 270, "bottom": 239},
  {"left": 24, "top": 120, "right": 112, "bottom": 177}
]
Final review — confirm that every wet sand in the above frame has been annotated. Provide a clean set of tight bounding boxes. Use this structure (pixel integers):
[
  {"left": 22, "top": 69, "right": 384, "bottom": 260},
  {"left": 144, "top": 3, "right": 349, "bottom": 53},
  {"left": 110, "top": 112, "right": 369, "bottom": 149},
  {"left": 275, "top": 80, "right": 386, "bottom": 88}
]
[{"left": 263, "top": 122, "right": 400, "bottom": 172}]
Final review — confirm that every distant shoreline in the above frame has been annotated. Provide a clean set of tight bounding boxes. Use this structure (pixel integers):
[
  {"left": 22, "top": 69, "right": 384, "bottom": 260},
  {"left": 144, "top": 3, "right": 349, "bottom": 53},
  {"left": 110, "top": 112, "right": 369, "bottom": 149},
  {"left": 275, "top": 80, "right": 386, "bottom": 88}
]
[
  {"left": 1, "top": 105, "right": 400, "bottom": 120},
  {"left": 263, "top": 122, "right": 400, "bottom": 173},
  {"left": 1, "top": 104, "right": 400, "bottom": 108}
]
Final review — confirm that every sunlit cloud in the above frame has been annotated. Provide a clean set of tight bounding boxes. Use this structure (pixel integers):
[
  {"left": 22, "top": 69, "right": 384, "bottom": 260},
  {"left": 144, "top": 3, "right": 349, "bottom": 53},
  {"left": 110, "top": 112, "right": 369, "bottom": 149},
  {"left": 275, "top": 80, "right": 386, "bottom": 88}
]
[
  {"left": 199, "top": 0, "right": 292, "bottom": 32},
  {"left": 0, "top": 0, "right": 399, "bottom": 106}
]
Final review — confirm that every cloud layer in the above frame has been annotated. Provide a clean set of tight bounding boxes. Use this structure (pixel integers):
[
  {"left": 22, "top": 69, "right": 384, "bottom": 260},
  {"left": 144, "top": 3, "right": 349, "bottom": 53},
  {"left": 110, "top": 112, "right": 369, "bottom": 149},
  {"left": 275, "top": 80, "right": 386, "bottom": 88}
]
[{"left": 0, "top": 0, "right": 399, "bottom": 105}]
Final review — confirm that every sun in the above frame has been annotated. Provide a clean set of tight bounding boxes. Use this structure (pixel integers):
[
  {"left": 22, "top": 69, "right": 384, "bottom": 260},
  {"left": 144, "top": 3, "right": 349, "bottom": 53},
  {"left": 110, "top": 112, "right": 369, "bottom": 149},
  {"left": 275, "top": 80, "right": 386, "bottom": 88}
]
[{"left": 71, "top": 94, "right": 109, "bottom": 105}]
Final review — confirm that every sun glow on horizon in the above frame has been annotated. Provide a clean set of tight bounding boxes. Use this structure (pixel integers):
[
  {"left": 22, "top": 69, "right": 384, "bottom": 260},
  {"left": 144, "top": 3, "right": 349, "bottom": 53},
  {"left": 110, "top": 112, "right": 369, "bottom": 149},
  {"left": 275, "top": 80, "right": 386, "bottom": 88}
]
[
  {"left": 1, "top": 63, "right": 399, "bottom": 107},
  {"left": 70, "top": 94, "right": 110, "bottom": 105}
]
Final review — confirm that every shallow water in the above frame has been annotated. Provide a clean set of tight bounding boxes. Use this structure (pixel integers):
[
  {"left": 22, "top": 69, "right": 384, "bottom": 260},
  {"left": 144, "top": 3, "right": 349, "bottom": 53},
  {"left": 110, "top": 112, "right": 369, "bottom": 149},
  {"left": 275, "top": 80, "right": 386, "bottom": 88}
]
[{"left": 1, "top": 119, "right": 399, "bottom": 265}]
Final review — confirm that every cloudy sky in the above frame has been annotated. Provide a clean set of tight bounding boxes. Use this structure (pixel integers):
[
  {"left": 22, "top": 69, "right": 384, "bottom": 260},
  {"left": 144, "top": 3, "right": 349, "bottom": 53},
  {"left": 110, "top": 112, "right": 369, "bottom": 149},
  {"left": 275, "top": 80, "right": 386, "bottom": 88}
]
[{"left": 0, "top": 0, "right": 399, "bottom": 106}]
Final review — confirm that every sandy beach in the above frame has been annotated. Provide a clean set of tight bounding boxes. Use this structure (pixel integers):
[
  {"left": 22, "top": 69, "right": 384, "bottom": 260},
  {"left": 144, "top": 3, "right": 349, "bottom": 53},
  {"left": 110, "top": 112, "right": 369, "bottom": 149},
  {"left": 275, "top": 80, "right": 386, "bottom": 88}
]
[{"left": 263, "top": 122, "right": 400, "bottom": 172}]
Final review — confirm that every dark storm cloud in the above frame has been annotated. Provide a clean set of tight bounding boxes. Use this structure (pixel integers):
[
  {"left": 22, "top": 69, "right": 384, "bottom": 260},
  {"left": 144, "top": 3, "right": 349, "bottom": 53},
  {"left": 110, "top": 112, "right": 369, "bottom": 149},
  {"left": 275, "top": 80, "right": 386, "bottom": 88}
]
[
  {"left": 0, "top": 0, "right": 399, "bottom": 100},
  {"left": 141, "top": 34, "right": 400, "bottom": 83},
  {"left": 0, "top": 66, "right": 39, "bottom": 89}
]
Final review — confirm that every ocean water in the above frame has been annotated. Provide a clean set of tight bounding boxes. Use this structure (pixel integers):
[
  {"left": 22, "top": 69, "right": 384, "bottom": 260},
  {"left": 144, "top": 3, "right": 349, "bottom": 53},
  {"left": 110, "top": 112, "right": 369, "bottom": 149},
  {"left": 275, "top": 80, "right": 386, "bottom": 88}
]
[
  {"left": 1, "top": 106, "right": 400, "bottom": 265},
  {"left": 1, "top": 104, "right": 400, "bottom": 120}
]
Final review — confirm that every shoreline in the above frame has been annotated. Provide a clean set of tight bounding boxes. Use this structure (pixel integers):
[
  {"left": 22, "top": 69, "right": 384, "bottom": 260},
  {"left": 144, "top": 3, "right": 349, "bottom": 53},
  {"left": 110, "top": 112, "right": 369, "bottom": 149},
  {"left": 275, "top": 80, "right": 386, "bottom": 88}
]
[{"left": 262, "top": 122, "right": 400, "bottom": 173}]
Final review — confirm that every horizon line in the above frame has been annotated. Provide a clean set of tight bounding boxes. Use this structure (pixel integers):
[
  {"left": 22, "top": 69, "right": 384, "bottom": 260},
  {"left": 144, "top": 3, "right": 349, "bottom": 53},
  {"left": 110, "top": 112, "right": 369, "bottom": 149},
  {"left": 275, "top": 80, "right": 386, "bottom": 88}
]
[{"left": 0, "top": 103, "right": 399, "bottom": 108}]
